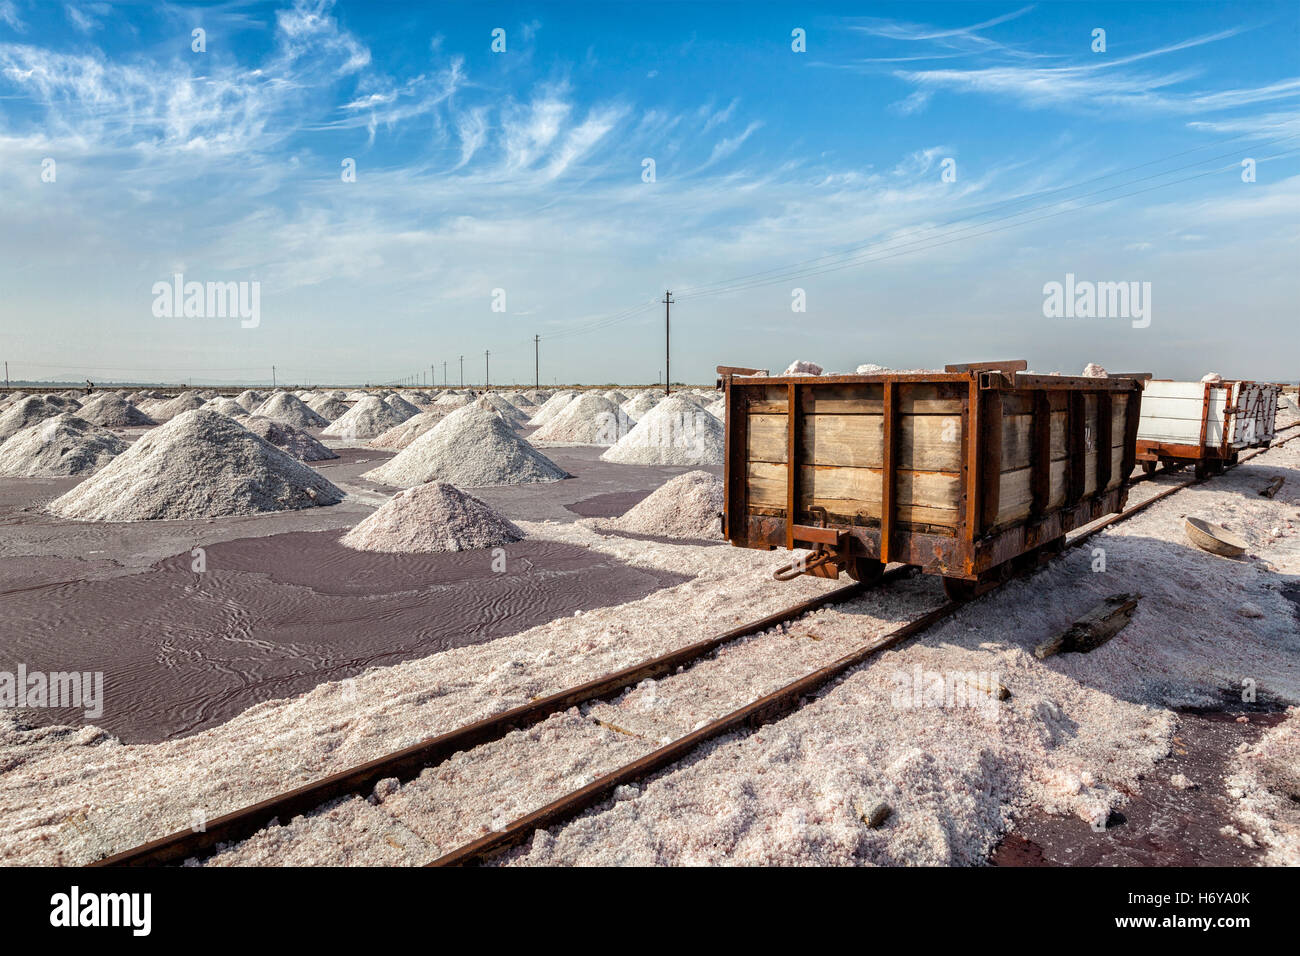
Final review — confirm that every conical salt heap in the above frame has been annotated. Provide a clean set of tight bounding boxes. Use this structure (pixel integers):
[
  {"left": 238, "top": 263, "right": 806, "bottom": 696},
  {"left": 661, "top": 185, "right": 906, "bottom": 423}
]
[
  {"left": 600, "top": 394, "right": 724, "bottom": 465},
  {"left": 478, "top": 392, "right": 529, "bottom": 425},
  {"left": 384, "top": 394, "right": 421, "bottom": 420},
  {"left": 242, "top": 416, "right": 339, "bottom": 462},
  {"left": 526, "top": 391, "right": 576, "bottom": 426},
  {"left": 203, "top": 397, "right": 250, "bottom": 418},
  {"left": 307, "top": 395, "right": 350, "bottom": 422},
  {"left": 0, "top": 396, "right": 64, "bottom": 443},
  {"left": 620, "top": 392, "right": 660, "bottom": 420},
  {"left": 47, "top": 409, "right": 344, "bottom": 520},
  {"left": 0, "top": 413, "right": 128, "bottom": 477},
  {"left": 78, "top": 393, "right": 156, "bottom": 426},
  {"left": 369, "top": 410, "right": 447, "bottom": 450},
  {"left": 341, "top": 481, "right": 524, "bottom": 553},
  {"left": 531, "top": 393, "right": 633, "bottom": 445},
  {"left": 322, "top": 396, "right": 408, "bottom": 440},
  {"left": 362, "top": 404, "right": 569, "bottom": 488},
  {"left": 254, "top": 392, "right": 329, "bottom": 428},
  {"left": 149, "top": 391, "right": 207, "bottom": 421},
  {"left": 609, "top": 471, "right": 724, "bottom": 539},
  {"left": 235, "top": 390, "right": 266, "bottom": 409}
]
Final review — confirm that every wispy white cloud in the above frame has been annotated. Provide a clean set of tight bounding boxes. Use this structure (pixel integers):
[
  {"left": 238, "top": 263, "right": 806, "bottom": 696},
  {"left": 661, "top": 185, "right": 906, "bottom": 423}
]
[{"left": 0, "top": 1, "right": 23, "bottom": 32}]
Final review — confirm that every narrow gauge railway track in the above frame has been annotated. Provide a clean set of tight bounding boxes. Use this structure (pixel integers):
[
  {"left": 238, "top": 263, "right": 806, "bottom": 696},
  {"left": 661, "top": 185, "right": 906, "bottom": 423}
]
[{"left": 96, "top": 431, "right": 1299, "bottom": 868}]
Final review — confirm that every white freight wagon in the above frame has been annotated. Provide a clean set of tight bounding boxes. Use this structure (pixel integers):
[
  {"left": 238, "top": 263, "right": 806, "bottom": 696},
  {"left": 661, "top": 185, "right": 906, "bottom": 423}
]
[{"left": 1136, "top": 379, "right": 1280, "bottom": 477}]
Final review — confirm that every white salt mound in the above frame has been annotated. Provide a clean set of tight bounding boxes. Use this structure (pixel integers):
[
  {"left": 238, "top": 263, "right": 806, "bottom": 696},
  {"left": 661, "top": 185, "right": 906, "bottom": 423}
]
[
  {"left": 68, "top": 393, "right": 155, "bottom": 427},
  {"left": 527, "top": 391, "right": 577, "bottom": 427},
  {"left": 0, "top": 413, "right": 128, "bottom": 477},
  {"left": 621, "top": 392, "right": 660, "bottom": 420},
  {"left": 856, "top": 363, "right": 889, "bottom": 374},
  {"left": 478, "top": 393, "right": 529, "bottom": 425},
  {"left": 611, "top": 471, "right": 724, "bottom": 539},
  {"left": 531, "top": 393, "right": 633, "bottom": 445},
  {"left": 307, "top": 395, "right": 350, "bottom": 422},
  {"left": 242, "top": 416, "right": 338, "bottom": 462},
  {"left": 322, "top": 396, "right": 407, "bottom": 440},
  {"left": 434, "top": 392, "right": 472, "bottom": 408},
  {"left": 1202, "top": 372, "right": 1224, "bottom": 384},
  {"left": 150, "top": 391, "right": 207, "bottom": 421},
  {"left": 784, "top": 360, "right": 824, "bottom": 376},
  {"left": 1081, "top": 363, "right": 1108, "bottom": 378},
  {"left": 48, "top": 409, "right": 343, "bottom": 521},
  {"left": 255, "top": 393, "right": 329, "bottom": 428},
  {"left": 0, "top": 397, "right": 63, "bottom": 443},
  {"left": 369, "top": 410, "right": 448, "bottom": 450},
  {"left": 384, "top": 395, "right": 421, "bottom": 420},
  {"left": 203, "top": 397, "right": 250, "bottom": 418},
  {"left": 600, "top": 395, "right": 724, "bottom": 466},
  {"left": 42, "top": 395, "right": 81, "bottom": 410},
  {"left": 362, "top": 405, "right": 569, "bottom": 488},
  {"left": 341, "top": 482, "right": 524, "bottom": 553}
]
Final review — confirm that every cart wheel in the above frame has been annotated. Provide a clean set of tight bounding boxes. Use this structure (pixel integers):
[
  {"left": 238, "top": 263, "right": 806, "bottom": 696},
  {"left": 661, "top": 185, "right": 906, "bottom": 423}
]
[
  {"left": 1141, "top": 460, "right": 1156, "bottom": 476},
  {"left": 942, "top": 576, "right": 979, "bottom": 602},
  {"left": 846, "top": 557, "right": 886, "bottom": 583}
]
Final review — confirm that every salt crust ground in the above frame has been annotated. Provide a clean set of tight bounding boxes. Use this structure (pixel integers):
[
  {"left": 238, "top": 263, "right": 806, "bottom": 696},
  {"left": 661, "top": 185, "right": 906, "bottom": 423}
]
[
  {"left": 1, "top": 437, "right": 1296, "bottom": 865},
  {"left": 1226, "top": 707, "right": 1300, "bottom": 865}
]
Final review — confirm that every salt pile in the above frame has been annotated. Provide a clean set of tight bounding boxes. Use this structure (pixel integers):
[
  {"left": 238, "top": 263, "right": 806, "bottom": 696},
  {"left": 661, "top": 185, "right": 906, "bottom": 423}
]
[
  {"left": 369, "top": 410, "right": 447, "bottom": 450},
  {"left": 0, "top": 396, "right": 63, "bottom": 443},
  {"left": 384, "top": 395, "right": 421, "bottom": 420},
  {"left": 434, "top": 392, "right": 472, "bottom": 408},
  {"left": 341, "top": 482, "right": 524, "bottom": 554},
  {"left": 48, "top": 409, "right": 343, "bottom": 521},
  {"left": 621, "top": 392, "right": 660, "bottom": 420},
  {"left": 604, "top": 389, "right": 629, "bottom": 404},
  {"left": 362, "top": 405, "right": 569, "bottom": 488},
  {"left": 203, "top": 397, "right": 250, "bottom": 418},
  {"left": 521, "top": 389, "right": 550, "bottom": 404},
  {"left": 42, "top": 395, "right": 81, "bottom": 410},
  {"left": 526, "top": 391, "right": 577, "bottom": 426},
  {"left": 149, "top": 391, "right": 206, "bottom": 421},
  {"left": 784, "top": 360, "right": 824, "bottom": 376},
  {"left": 856, "top": 363, "right": 889, "bottom": 374},
  {"left": 600, "top": 395, "right": 724, "bottom": 465},
  {"left": 307, "top": 395, "right": 350, "bottom": 422},
  {"left": 1202, "top": 372, "right": 1224, "bottom": 384},
  {"left": 1081, "top": 363, "right": 1108, "bottom": 378},
  {"left": 0, "top": 413, "right": 128, "bottom": 477},
  {"left": 73, "top": 393, "right": 155, "bottom": 427},
  {"left": 531, "top": 393, "right": 633, "bottom": 445},
  {"left": 322, "top": 396, "right": 407, "bottom": 440},
  {"left": 478, "top": 393, "right": 529, "bottom": 425},
  {"left": 609, "top": 471, "right": 724, "bottom": 539},
  {"left": 255, "top": 393, "right": 328, "bottom": 428},
  {"left": 242, "top": 416, "right": 339, "bottom": 462}
]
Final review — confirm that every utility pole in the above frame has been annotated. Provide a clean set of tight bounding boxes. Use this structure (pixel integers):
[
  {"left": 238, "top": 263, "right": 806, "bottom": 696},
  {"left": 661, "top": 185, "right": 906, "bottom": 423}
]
[
  {"left": 443, "top": 361, "right": 447, "bottom": 388},
  {"left": 662, "top": 290, "right": 673, "bottom": 395},
  {"left": 272, "top": 365, "right": 276, "bottom": 388},
  {"left": 3, "top": 362, "right": 7, "bottom": 389},
  {"left": 534, "top": 335, "right": 540, "bottom": 390},
  {"left": 484, "top": 350, "right": 490, "bottom": 390},
  {"left": 430, "top": 365, "right": 434, "bottom": 389},
  {"left": 459, "top": 355, "right": 464, "bottom": 389}
]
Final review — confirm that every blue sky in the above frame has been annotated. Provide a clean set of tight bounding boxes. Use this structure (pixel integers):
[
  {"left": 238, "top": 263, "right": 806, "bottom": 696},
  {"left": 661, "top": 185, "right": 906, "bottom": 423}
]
[{"left": 2, "top": 0, "right": 1297, "bottom": 385}]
